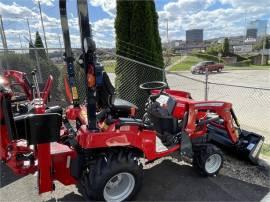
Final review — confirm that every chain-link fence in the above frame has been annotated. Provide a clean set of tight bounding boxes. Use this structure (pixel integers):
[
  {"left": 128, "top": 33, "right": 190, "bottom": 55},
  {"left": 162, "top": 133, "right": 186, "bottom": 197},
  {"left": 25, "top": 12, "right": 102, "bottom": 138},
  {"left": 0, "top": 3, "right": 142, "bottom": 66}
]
[
  {"left": 0, "top": 47, "right": 165, "bottom": 112},
  {"left": 1, "top": 47, "right": 269, "bottom": 142},
  {"left": 166, "top": 71, "right": 270, "bottom": 143},
  {"left": 208, "top": 83, "right": 270, "bottom": 137}
]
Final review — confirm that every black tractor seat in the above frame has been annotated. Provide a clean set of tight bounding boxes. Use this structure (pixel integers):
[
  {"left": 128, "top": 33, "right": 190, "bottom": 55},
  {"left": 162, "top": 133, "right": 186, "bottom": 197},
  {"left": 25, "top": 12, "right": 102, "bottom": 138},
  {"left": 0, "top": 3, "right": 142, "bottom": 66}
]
[
  {"left": 110, "top": 95, "right": 137, "bottom": 114},
  {"left": 96, "top": 71, "right": 137, "bottom": 117}
]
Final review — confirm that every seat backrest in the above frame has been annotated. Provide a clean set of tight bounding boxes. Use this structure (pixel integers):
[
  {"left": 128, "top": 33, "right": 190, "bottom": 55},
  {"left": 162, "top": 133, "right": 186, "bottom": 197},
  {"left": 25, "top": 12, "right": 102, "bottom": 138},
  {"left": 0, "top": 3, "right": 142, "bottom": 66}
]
[
  {"left": 96, "top": 71, "right": 115, "bottom": 108},
  {"left": 1, "top": 91, "right": 61, "bottom": 144},
  {"left": 23, "top": 113, "right": 61, "bottom": 145}
]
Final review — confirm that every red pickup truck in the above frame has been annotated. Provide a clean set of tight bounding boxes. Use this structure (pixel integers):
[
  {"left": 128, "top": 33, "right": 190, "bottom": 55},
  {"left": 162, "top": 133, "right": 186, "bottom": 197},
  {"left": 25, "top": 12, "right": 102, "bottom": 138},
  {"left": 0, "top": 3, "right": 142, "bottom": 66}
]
[{"left": 191, "top": 61, "right": 224, "bottom": 74}]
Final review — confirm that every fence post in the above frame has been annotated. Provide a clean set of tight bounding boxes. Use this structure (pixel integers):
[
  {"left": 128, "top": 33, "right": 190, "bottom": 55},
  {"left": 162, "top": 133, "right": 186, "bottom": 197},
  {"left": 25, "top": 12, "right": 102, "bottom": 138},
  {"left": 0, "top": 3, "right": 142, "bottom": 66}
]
[
  {"left": 205, "top": 68, "right": 208, "bottom": 101},
  {"left": 162, "top": 69, "right": 166, "bottom": 82}
]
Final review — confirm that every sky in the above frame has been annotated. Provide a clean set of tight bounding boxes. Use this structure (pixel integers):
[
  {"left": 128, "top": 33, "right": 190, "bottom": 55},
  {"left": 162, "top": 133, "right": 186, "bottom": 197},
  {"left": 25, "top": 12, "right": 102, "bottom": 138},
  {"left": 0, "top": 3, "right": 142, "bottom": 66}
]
[{"left": 0, "top": 0, "right": 269, "bottom": 49}]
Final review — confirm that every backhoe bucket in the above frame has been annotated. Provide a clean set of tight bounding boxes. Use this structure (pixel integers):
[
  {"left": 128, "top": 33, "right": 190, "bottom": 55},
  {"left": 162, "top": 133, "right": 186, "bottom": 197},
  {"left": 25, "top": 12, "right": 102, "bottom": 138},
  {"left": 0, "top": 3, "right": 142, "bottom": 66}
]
[{"left": 207, "top": 125, "right": 264, "bottom": 164}]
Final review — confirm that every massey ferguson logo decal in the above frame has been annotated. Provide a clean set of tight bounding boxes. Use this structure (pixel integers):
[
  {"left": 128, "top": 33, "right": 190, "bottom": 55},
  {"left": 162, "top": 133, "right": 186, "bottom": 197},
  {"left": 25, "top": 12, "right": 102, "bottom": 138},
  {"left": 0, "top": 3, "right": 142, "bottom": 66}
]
[{"left": 195, "top": 103, "right": 224, "bottom": 107}]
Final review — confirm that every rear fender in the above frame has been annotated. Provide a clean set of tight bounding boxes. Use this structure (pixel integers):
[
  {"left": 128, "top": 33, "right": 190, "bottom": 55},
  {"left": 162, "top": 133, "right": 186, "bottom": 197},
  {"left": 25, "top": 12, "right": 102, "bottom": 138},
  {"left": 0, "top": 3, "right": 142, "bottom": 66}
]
[{"left": 77, "top": 125, "right": 161, "bottom": 161}]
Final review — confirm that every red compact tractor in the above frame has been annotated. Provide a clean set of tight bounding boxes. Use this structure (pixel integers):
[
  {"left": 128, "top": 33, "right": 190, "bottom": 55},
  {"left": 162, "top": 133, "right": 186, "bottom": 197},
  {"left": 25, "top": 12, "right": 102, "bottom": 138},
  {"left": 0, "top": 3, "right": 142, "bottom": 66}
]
[{"left": 0, "top": 0, "right": 264, "bottom": 201}]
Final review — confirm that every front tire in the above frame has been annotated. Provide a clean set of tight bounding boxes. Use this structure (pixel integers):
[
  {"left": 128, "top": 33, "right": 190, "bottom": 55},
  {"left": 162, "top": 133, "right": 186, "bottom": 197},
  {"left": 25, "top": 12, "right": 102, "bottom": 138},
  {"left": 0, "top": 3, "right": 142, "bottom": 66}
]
[
  {"left": 78, "top": 150, "right": 143, "bottom": 201},
  {"left": 193, "top": 144, "right": 223, "bottom": 176}
]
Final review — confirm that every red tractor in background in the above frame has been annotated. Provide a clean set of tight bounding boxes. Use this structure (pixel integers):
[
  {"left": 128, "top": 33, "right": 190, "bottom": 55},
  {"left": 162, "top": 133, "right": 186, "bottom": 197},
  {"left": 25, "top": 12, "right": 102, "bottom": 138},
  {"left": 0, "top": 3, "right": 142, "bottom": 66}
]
[{"left": 0, "top": 0, "right": 264, "bottom": 201}]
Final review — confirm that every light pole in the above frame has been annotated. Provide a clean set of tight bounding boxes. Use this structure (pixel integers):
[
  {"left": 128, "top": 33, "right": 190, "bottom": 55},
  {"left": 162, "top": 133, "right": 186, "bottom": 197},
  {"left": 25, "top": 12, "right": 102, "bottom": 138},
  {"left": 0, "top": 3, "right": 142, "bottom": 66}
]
[
  {"left": 12, "top": 32, "right": 24, "bottom": 53},
  {"left": 0, "top": 15, "right": 9, "bottom": 69},
  {"left": 58, "top": 33, "right": 63, "bottom": 62},
  {"left": 166, "top": 18, "right": 170, "bottom": 68},
  {"left": 261, "top": 25, "right": 267, "bottom": 65},
  {"left": 0, "top": 15, "right": 8, "bottom": 49},
  {"left": 37, "top": 0, "right": 48, "bottom": 54},
  {"left": 14, "top": 17, "right": 33, "bottom": 43},
  {"left": 26, "top": 18, "right": 33, "bottom": 43}
]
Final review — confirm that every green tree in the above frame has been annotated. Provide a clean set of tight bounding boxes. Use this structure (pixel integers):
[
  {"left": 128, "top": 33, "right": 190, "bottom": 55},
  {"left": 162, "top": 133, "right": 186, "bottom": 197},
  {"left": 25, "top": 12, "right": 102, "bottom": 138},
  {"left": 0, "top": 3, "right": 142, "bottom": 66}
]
[
  {"left": 34, "top": 31, "right": 47, "bottom": 59},
  {"left": 223, "top": 37, "right": 230, "bottom": 56},
  {"left": 29, "top": 42, "right": 36, "bottom": 60},
  {"left": 115, "top": 0, "right": 164, "bottom": 116},
  {"left": 206, "top": 43, "right": 223, "bottom": 56},
  {"left": 253, "top": 36, "right": 270, "bottom": 50}
]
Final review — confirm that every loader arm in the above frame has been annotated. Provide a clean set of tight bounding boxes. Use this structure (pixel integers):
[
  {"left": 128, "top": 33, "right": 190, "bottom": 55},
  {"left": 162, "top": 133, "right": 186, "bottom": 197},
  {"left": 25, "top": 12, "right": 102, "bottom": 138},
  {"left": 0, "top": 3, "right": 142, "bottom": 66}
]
[{"left": 194, "top": 101, "right": 239, "bottom": 143}]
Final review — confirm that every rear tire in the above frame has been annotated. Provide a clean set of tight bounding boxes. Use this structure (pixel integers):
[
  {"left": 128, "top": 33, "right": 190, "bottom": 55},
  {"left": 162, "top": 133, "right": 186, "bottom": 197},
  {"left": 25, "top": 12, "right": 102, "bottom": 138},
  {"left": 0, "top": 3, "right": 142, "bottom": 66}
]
[
  {"left": 77, "top": 150, "right": 143, "bottom": 201},
  {"left": 217, "top": 68, "right": 221, "bottom": 72},
  {"left": 193, "top": 144, "right": 223, "bottom": 176}
]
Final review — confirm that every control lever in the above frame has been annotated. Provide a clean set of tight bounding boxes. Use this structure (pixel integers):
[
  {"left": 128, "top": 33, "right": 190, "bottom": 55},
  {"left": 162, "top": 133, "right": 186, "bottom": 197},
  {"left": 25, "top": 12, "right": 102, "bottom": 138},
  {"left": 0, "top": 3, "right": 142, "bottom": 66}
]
[{"left": 31, "top": 69, "right": 41, "bottom": 99}]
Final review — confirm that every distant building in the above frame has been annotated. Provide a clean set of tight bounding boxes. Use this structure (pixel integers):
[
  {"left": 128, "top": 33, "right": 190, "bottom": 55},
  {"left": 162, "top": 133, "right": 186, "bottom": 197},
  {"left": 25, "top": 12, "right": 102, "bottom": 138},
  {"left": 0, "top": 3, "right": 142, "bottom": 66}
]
[
  {"left": 186, "top": 29, "right": 203, "bottom": 44},
  {"left": 247, "top": 20, "right": 267, "bottom": 38},
  {"left": 168, "top": 39, "right": 206, "bottom": 54},
  {"left": 246, "top": 28, "right": 257, "bottom": 39},
  {"left": 233, "top": 45, "right": 253, "bottom": 54},
  {"left": 169, "top": 40, "right": 186, "bottom": 54},
  {"left": 228, "top": 36, "right": 245, "bottom": 46},
  {"left": 170, "top": 40, "right": 185, "bottom": 49}
]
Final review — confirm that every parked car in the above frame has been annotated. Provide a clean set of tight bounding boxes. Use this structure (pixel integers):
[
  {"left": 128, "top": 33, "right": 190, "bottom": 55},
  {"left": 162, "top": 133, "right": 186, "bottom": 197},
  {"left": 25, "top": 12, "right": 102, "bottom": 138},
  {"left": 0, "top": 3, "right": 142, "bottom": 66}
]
[{"left": 191, "top": 61, "right": 224, "bottom": 74}]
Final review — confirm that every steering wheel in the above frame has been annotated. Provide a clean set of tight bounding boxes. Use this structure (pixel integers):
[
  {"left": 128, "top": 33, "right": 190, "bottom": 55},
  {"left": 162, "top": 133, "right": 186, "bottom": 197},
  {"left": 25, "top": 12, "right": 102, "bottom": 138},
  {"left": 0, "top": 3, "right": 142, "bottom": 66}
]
[{"left": 139, "top": 81, "right": 167, "bottom": 91}]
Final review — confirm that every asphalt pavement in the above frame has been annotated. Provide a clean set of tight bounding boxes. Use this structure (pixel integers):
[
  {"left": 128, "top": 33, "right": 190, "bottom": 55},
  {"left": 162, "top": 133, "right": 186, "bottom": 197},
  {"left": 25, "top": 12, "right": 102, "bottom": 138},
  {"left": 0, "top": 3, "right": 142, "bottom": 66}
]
[{"left": 1, "top": 160, "right": 269, "bottom": 201}]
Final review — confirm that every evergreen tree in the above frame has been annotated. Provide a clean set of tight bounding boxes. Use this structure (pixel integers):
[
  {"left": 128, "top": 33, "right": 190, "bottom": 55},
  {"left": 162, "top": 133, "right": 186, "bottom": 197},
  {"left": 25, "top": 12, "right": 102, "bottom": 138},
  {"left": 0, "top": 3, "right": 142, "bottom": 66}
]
[
  {"left": 29, "top": 42, "right": 36, "bottom": 60},
  {"left": 114, "top": 0, "right": 132, "bottom": 92},
  {"left": 223, "top": 37, "right": 230, "bottom": 56},
  {"left": 115, "top": 0, "right": 131, "bottom": 58},
  {"left": 34, "top": 31, "right": 47, "bottom": 59},
  {"left": 115, "top": 0, "right": 164, "bottom": 116}
]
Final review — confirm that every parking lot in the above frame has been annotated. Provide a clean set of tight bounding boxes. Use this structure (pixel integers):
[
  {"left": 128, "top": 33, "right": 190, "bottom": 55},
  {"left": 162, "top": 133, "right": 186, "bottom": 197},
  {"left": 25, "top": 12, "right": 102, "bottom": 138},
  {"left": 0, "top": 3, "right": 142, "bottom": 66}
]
[{"left": 171, "top": 69, "right": 270, "bottom": 89}]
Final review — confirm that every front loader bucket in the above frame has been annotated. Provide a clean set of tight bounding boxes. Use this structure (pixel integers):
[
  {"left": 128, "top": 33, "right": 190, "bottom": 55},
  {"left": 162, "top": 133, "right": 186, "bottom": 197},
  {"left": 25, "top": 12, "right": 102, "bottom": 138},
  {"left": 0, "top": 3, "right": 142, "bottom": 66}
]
[
  {"left": 207, "top": 125, "right": 264, "bottom": 164},
  {"left": 238, "top": 130, "right": 264, "bottom": 164}
]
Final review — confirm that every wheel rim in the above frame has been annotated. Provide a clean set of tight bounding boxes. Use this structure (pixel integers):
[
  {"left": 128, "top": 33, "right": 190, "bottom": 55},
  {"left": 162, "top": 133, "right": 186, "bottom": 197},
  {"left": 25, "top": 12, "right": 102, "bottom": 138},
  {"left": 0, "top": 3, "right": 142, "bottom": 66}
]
[
  {"left": 205, "top": 154, "right": 222, "bottom": 174},
  {"left": 103, "top": 172, "right": 135, "bottom": 202}
]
